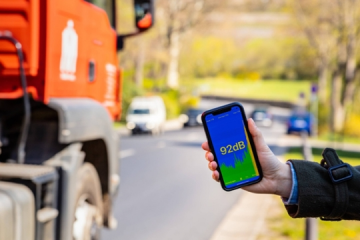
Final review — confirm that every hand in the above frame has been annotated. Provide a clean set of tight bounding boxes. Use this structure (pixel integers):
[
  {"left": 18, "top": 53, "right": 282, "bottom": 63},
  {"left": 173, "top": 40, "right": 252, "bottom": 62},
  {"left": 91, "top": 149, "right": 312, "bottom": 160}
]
[{"left": 202, "top": 118, "right": 292, "bottom": 198}]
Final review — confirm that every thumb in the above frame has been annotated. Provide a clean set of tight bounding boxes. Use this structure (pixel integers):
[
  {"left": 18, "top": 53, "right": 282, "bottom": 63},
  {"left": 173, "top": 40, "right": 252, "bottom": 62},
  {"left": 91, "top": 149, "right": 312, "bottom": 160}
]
[{"left": 248, "top": 118, "right": 271, "bottom": 153}]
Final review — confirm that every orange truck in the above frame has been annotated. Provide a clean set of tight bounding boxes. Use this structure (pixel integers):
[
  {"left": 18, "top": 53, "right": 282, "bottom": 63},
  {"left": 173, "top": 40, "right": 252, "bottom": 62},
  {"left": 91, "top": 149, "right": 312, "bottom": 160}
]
[{"left": 0, "top": 0, "right": 153, "bottom": 239}]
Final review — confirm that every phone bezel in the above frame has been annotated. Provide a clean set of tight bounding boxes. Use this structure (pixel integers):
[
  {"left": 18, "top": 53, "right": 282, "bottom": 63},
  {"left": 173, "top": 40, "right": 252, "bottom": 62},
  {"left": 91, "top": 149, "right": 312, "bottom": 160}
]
[{"left": 201, "top": 102, "right": 263, "bottom": 191}]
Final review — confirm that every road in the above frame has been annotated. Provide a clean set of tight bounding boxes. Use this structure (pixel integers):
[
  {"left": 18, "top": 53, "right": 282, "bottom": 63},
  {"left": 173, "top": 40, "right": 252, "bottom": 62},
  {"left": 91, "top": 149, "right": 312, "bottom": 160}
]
[{"left": 103, "top": 100, "right": 291, "bottom": 240}]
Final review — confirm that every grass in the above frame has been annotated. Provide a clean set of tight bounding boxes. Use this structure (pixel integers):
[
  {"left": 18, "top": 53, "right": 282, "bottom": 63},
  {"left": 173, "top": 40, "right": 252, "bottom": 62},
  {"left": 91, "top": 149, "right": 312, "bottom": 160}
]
[
  {"left": 113, "top": 121, "right": 125, "bottom": 129},
  {"left": 285, "top": 147, "right": 360, "bottom": 166},
  {"left": 181, "top": 78, "right": 312, "bottom": 103},
  {"left": 262, "top": 147, "right": 360, "bottom": 240},
  {"left": 315, "top": 133, "right": 360, "bottom": 145},
  {"left": 260, "top": 197, "right": 360, "bottom": 240},
  {"left": 258, "top": 197, "right": 305, "bottom": 240}
]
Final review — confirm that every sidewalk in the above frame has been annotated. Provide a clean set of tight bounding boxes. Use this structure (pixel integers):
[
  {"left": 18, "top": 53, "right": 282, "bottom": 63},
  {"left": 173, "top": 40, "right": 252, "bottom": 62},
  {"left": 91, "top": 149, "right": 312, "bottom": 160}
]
[
  {"left": 210, "top": 191, "right": 274, "bottom": 240},
  {"left": 210, "top": 157, "right": 285, "bottom": 240}
]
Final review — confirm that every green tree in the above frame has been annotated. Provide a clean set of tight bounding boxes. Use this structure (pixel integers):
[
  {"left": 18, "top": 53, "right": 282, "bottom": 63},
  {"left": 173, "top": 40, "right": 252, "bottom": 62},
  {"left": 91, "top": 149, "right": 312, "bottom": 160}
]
[{"left": 290, "top": 0, "right": 360, "bottom": 133}]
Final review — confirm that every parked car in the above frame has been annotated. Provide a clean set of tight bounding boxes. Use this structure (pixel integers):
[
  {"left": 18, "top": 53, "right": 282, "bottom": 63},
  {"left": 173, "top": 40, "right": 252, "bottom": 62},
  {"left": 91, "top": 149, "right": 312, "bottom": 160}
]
[
  {"left": 250, "top": 106, "right": 273, "bottom": 127},
  {"left": 179, "top": 108, "right": 204, "bottom": 127},
  {"left": 287, "top": 109, "right": 314, "bottom": 135},
  {"left": 126, "top": 96, "right": 166, "bottom": 135}
]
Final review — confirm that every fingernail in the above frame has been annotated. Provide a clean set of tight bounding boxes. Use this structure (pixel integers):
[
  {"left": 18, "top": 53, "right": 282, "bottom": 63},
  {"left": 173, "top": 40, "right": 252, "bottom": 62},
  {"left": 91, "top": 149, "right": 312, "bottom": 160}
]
[{"left": 249, "top": 118, "right": 256, "bottom": 127}]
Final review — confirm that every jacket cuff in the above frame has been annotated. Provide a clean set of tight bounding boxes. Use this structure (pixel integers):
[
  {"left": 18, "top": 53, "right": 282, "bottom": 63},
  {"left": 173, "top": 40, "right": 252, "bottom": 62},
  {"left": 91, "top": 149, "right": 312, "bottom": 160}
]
[{"left": 285, "top": 160, "right": 335, "bottom": 218}]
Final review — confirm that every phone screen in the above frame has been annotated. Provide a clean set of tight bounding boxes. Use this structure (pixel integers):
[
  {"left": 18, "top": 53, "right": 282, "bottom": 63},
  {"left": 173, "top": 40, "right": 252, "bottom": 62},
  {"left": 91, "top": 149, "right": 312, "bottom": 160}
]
[{"left": 205, "top": 106, "right": 260, "bottom": 189}]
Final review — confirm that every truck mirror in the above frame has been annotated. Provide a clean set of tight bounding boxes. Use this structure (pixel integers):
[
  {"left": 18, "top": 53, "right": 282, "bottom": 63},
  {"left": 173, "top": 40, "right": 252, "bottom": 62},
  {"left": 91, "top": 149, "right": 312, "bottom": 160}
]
[
  {"left": 117, "top": 0, "right": 155, "bottom": 51},
  {"left": 134, "top": 0, "right": 154, "bottom": 30}
]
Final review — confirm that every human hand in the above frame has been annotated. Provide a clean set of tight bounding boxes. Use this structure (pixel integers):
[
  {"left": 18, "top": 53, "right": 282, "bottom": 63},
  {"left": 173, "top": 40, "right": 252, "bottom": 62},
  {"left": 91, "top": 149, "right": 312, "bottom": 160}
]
[{"left": 202, "top": 118, "right": 292, "bottom": 198}]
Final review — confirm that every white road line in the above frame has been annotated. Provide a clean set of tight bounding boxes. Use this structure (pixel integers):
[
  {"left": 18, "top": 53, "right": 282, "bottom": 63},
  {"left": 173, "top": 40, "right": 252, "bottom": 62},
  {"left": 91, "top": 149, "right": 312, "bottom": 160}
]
[{"left": 119, "top": 149, "right": 135, "bottom": 159}]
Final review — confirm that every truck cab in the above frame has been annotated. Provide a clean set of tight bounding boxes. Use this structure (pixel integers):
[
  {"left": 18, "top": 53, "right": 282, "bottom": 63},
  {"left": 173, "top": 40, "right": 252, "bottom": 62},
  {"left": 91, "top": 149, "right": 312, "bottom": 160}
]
[{"left": 0, "top": 0, "right": 154, "bottom": 239}]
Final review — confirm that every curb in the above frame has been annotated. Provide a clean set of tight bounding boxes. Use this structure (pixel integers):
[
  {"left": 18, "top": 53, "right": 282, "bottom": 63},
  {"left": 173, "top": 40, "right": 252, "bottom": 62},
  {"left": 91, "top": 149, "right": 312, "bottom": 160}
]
[
  {"left": 210, "top": 156, "right": 285, "bottom": 240},
  {"left": 210, "top": 191, "right": 274, "bottom": 240}
]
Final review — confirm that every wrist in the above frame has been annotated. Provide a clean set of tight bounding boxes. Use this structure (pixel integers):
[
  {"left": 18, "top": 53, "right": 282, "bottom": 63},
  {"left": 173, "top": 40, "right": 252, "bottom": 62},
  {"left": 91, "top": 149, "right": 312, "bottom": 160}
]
[{"left": 274, "top": 163, "right": 293, "bottom": 198}]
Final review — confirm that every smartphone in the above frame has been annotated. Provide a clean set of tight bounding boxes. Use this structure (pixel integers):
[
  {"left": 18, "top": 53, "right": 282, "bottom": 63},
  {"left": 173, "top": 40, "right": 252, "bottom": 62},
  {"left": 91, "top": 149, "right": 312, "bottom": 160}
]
[{"left": 202, "top": 102, "right": 263, "bottom": 191}]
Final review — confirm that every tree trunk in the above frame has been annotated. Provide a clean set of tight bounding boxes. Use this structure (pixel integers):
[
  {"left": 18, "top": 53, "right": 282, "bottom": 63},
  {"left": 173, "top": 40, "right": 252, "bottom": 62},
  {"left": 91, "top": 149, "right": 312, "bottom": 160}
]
[
  {"left": 335, "top": 1, "right": 358, "bottom": 134},
  {"left": 167, "top": 30, "right": 180, "bottom": 89},
  {"left": 134, "top": 40, "right": 145, "bottom": 87},
  {"left": 330, "top": 70, "right": 345, "bottom": 133},
  {"left": 342, "top": 4, "right": 357, "bottom": 108},
  {"left": 318, "top": 60, "right": 328, "bottom": 104}
]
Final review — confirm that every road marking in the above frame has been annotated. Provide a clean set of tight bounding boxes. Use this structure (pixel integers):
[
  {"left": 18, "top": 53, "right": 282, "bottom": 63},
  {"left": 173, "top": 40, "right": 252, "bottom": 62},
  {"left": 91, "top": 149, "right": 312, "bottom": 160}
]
[{"left": 119, "top": 149, "right": 135, "bottom": 159}]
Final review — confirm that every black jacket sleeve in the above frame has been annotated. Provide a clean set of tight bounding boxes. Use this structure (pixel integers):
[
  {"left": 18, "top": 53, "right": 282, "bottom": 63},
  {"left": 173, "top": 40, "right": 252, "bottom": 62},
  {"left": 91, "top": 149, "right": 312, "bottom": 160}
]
[{"left": 285, "top": 160, "right": 360, "bottom": 220}]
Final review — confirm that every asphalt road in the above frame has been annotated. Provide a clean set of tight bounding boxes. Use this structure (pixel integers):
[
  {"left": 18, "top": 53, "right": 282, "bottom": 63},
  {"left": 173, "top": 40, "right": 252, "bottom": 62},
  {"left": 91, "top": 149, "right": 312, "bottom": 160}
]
[{"left": 103, "top": 100, "right": 291, "bottom": 240}]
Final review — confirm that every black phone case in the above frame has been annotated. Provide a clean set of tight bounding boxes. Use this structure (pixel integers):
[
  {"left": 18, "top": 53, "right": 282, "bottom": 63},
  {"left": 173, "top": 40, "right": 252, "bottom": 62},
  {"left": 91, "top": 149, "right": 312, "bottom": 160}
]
[{"left": 201, "top": 102, "right": 263, "bottom": 191}]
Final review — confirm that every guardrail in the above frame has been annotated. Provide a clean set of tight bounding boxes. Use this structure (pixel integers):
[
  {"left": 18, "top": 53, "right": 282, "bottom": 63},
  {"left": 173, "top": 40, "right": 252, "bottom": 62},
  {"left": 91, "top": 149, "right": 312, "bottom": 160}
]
[
  {"left": 201, "top": 95, "right": 296, "bottom": 109},
  {"left": 301, "top": 131, "right": 318, "bottom": 240}
]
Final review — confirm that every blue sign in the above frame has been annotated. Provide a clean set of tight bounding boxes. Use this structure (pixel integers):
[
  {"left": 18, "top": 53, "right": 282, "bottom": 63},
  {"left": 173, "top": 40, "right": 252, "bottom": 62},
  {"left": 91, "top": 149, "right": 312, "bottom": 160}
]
[{"left": 311, "top": 84, "right": 318, "bottom": 94}]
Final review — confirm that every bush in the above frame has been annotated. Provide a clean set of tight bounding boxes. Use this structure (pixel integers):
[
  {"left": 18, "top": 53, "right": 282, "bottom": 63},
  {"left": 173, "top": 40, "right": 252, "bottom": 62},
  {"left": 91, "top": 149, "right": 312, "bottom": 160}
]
[
  {"left": 159, "top": 89, "right": 181, "bottom": 119},
  {"left": 120, "top": 80, "right": 190, "bottom": 121},
  {"left": 240, "top": 38, "right": 317, "bottom": 80},
  {"left": 180, "top": 96, "right": 200, "bottom": 111},
  {"left": 143, "top": 78, "right": 166, "bottom": 92},
  {"left": 119, "top": 79, "right": 143, "bottom": 122},
  {"left": 179, "top": 37, "right": 238, "bottom": 78},
  {"left": 179, "top": 36, "right": 317, "bottom": 80},
  {"left": 344, "top": 113, "right": 360, "bottom": 138}
]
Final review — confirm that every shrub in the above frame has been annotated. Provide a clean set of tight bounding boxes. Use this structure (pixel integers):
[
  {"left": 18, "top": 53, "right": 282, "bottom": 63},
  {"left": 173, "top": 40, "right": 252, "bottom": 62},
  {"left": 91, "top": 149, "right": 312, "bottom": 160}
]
[
  {"left": 344, "top": 113, "right": 360, "bottom": 138},
  {"left": 159, "top": 89, "right": 181, "bottom": 119},
  {"left": 119, "top": 79, "right": 143, "bottom": 122},
  {"left": 317, "top": 102, "right": 330, "bottom": 135}
]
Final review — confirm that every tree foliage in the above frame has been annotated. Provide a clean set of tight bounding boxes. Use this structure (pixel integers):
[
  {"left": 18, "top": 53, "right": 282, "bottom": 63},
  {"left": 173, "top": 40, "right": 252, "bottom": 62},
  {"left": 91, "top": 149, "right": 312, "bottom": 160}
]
[
  {"left": 179, "top": 36, "right": 316, "bottom": 80},
  {"left": 117, "top": 0, "right": 360, "bottom": 133},
  {"left": 289, "top": 0, "right": 360, "bottom": 133}
]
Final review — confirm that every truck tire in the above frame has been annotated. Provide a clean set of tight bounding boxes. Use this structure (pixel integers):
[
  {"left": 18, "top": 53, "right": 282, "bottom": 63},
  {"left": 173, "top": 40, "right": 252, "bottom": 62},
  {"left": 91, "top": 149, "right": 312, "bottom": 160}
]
[{"left": 73, "top": 163, "right": 103, "bottom": 240}]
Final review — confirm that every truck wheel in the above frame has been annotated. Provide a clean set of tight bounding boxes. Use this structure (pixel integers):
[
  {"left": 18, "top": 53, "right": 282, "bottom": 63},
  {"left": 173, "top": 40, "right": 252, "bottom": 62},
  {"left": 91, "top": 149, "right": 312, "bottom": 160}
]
[{"left": 73, "top": 163, "right": 103, "bottom": 240}]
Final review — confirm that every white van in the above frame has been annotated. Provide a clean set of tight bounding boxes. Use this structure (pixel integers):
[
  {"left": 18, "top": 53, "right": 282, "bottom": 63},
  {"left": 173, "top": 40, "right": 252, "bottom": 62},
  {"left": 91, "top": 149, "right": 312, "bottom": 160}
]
[{"left": 126, "top": 96, "right": 166, "bottom": 135}]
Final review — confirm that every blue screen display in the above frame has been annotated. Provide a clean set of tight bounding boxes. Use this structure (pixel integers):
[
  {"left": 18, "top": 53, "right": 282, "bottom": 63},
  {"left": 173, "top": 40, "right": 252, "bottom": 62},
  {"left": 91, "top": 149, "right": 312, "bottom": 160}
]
[{"left": 205, "top": 106, "right": 260, "bottom": 188}]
